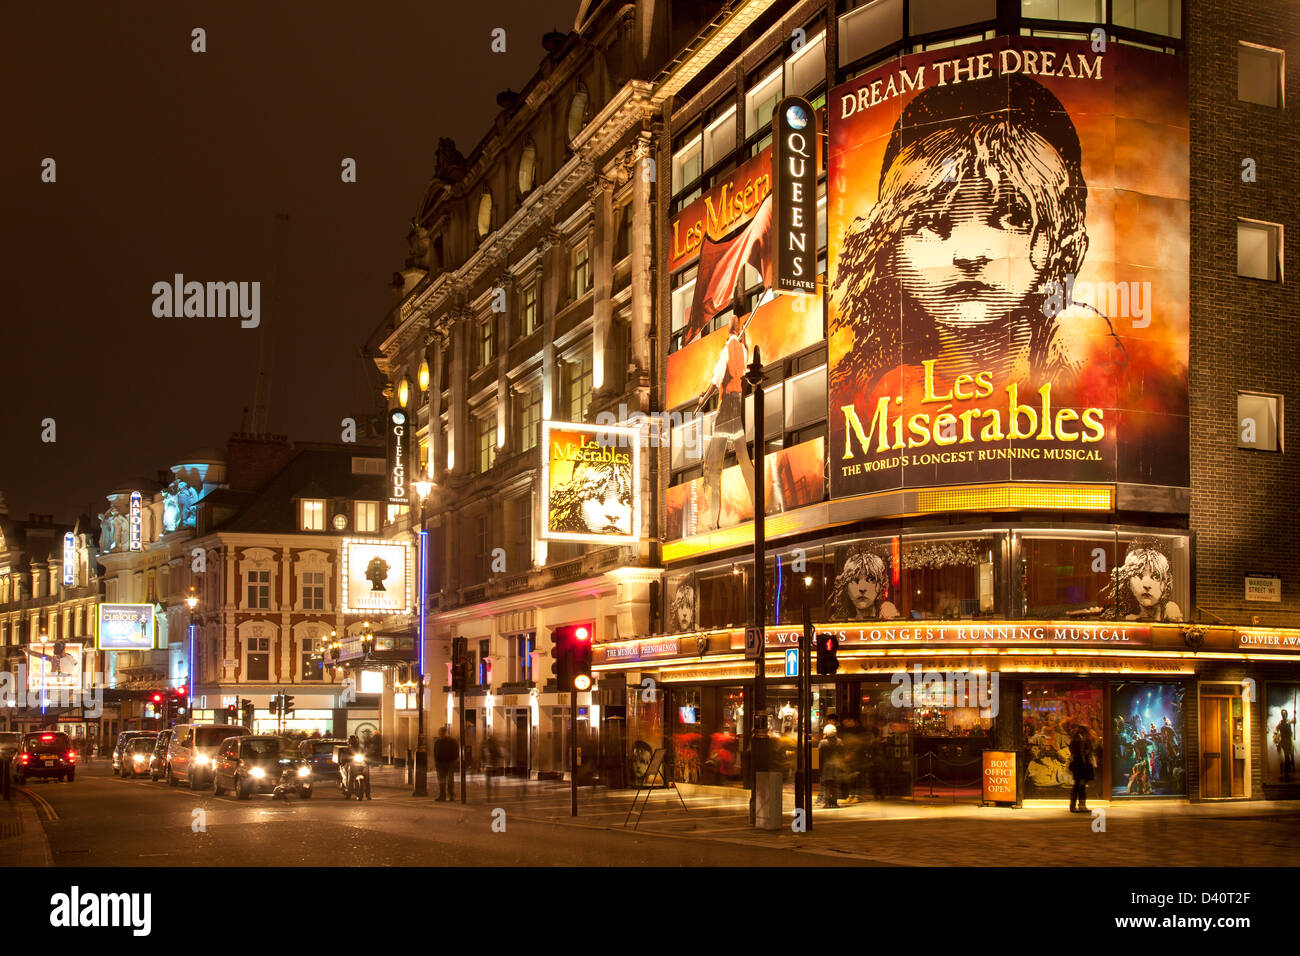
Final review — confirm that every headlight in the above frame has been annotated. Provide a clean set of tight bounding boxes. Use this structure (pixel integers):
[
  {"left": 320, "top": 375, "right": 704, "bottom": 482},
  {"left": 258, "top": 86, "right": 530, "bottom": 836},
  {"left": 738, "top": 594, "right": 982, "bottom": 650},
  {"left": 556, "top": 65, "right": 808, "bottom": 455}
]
[
  {"left": 352, "top": 754, "right": 365, "bottom": 764},
  {"left": 133, "top": 755, "right": 145, "bottom": 762},
  {"left": 194, "top": 754, "right": 210, "bottom": 766},
  {"left": 249, "top": 766, "right": 266, "bottom": 779},
  {"left": 297, "top": 765, "right": 310, "bottom": 777}
]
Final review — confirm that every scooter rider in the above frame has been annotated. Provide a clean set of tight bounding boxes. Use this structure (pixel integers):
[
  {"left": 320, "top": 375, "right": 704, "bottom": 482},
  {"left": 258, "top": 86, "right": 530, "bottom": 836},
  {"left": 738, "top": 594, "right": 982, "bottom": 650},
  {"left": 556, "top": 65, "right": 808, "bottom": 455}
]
[{"left": 346, "top": 734, "right": 372, "bottom": 800}]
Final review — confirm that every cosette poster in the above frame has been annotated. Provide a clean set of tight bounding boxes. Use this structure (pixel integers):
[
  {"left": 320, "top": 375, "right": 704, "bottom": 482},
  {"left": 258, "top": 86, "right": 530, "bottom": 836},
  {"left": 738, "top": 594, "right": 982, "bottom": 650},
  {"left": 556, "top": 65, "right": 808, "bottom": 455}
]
[{"left": 827, "top": 38, "right": 1189, "bottom": 498}]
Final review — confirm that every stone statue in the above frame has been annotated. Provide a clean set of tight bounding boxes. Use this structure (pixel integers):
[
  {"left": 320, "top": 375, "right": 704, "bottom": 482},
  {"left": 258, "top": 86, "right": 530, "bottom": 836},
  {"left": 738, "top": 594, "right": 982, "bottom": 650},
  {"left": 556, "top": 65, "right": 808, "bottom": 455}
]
[
  {"left": 162, "top": 484, "right": 180, "bottom": 532},
  {"left": 98, "top": 509, "right": 117, "bottom": 551},
  {"left": 177, "top": 480, "right": 199, "bottom": 528}
]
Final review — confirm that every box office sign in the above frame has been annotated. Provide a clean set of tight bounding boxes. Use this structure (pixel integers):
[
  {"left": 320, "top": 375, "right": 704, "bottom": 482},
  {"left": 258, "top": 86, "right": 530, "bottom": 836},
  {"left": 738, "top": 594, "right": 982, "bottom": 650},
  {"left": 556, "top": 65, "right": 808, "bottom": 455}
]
[
  {"left": 98, "top": 603, "right": 156, "bottom": 650},
  {"left": 982, "top": 750, "right": 1019, "bottom": 806},
  {"left": 341, "top": 539, "right": 412, "bottom": 614},
  {"left": 734, "top": 621, "right": 1152, "bottom": 649}
]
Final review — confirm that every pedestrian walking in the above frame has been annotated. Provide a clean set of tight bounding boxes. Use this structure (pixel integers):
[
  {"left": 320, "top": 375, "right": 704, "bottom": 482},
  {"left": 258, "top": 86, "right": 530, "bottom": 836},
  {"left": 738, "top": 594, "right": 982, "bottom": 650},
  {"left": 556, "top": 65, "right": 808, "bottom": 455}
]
[
  {"left": 481, "top": 733, "right": 504, "bottom": 800},
  {"left": 1068, "top": 724, "right": 1094, "bottom": 813},
  {"left": 433, "top": 726, "right": 459, "bottom": 801},
  {"left": 818, "top": 725, "right": 845, "bottom": 808}
]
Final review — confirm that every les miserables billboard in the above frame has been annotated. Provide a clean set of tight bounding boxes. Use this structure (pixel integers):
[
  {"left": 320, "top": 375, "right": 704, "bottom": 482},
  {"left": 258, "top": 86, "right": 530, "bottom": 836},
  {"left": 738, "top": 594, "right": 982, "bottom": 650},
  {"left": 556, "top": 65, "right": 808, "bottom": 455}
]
[{"left": 827, "top": 38, "right": 1189, "bottom": 499}]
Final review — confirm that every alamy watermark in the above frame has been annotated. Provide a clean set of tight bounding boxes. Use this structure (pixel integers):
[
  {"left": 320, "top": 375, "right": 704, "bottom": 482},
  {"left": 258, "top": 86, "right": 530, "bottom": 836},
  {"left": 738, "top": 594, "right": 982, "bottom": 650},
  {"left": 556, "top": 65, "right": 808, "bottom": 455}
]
[
  {"left": 152, "top": 274, "right": 260, "bottom": 328},
  {"left": 889, "top": 665, "right": 999, "bottom": 716},
  {"left": 1040, "top": 273, "right": 1152, "bottom": 329},
  {"left": 0, "top": 665, "right": 105, "bottom": 718}
]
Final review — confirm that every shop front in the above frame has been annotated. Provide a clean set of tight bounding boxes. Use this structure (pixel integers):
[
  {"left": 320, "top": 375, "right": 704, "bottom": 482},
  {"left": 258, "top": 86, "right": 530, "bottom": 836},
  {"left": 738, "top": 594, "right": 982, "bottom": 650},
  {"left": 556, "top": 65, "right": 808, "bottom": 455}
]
[{"left": 599, "top": 620, "right": 1300, "bottom": 805}]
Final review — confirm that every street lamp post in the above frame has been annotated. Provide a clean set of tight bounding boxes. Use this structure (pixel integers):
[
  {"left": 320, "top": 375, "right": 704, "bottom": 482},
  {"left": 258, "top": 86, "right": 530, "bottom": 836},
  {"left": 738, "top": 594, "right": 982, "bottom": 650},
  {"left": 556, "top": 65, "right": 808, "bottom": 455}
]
[
  {"left": 745, "top": 347, "right": 772, "bottom": 827},
  {"left": 185, "top": 588, "right": 198, "bottom": 723},
  {"left": 412, "top": 479, "right": 433, "bottom": 798}
]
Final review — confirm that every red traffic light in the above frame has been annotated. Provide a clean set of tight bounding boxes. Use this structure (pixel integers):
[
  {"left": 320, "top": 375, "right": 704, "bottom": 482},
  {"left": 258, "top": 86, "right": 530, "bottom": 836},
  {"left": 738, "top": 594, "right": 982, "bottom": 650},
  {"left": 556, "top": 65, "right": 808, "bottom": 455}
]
[
  {"left": 575, "top": 626, "right": 589, "bottom": 641},
  {"left": 151, "top": 692, "right": 163, "bottom": 704}
]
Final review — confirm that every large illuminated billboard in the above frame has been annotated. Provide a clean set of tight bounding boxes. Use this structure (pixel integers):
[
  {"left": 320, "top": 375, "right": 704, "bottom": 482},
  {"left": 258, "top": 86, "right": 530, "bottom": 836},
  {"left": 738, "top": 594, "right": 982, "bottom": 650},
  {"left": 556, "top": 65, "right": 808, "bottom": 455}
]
[
  {"left": 341, "top": 539, "right": 412, "bottom": 614},
  {"left": 26, "top": 642, "right": 83, "bottom": 692},
  {"left": 827, "top": 39, "right": 1189, "bottom": 499},
  {"left": 541, "top": 421, "right": 640, "bottom": 544},
  {"left": 98, "top": 603, "right": 156, "bottom": 650}
]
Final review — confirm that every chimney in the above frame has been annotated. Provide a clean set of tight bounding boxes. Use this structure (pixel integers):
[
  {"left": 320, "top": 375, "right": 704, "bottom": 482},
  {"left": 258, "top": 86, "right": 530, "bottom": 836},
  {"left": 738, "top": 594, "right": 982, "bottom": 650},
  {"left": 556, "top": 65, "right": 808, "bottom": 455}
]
[{"left": 225, "top": 433, "right": 294, "bottom": 493}]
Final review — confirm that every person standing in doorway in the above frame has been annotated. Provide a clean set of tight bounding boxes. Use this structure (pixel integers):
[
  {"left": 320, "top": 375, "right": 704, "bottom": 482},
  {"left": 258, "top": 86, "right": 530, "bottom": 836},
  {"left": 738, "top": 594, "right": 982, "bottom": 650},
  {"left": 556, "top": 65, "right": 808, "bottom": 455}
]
[{"left": 1068, "top": 725, "right": 1094, "bottom": 813}]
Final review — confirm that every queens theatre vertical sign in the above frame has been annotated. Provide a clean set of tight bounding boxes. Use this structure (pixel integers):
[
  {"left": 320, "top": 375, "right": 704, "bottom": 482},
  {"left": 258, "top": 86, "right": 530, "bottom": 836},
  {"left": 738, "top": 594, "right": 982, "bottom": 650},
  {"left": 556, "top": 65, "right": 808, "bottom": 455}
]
[
  {"left": 386, "top": 409, "right": 410, "bottom": 507},
  {"left": 772, "top": 95, "right": 818, "bottom": 294}
]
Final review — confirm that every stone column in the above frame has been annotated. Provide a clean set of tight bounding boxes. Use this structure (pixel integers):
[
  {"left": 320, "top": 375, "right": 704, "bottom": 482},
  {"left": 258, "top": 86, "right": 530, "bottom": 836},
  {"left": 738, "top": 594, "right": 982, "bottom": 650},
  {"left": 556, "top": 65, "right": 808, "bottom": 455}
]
[
  {"left": 495, "top": 272, "right": 513, "bottom": 458},
  {"left": 629, "top": 132, "right": 654, "bottom": 397},
  {"left": 449, "top": 309, "right": 469, "bottom": 476},
  {"left": 590, "top": 174, "right": 615, "bottom": 397}
]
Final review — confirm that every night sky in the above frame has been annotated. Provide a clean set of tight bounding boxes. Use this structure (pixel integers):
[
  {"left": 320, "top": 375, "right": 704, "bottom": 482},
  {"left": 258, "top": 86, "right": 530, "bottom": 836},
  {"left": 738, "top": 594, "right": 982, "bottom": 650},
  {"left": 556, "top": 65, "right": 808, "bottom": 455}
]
[{"left": 1, "top": 1, "right": 578, "bottom": 524}]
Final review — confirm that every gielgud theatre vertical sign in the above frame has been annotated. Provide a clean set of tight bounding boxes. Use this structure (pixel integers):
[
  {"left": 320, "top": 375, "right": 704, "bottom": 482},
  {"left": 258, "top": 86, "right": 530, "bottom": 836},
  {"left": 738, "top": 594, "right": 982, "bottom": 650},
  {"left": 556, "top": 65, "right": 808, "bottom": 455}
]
[{"left": 827, "top": 39, "right": 1189, "bottom": 498}]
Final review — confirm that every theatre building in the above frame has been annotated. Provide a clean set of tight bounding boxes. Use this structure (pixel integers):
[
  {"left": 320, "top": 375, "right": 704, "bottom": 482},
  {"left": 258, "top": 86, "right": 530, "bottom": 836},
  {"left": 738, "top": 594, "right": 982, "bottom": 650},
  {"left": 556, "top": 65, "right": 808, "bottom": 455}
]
[{"left": 592, "top": 0, "right": 1300, "bottom": 804}]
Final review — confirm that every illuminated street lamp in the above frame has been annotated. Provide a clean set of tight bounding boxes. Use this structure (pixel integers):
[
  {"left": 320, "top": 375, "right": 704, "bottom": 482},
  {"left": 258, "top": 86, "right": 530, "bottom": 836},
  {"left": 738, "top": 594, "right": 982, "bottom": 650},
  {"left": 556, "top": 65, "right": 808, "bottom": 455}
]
[
  {"left": 411, "top": 478, "right": 433, "bottom": 797},
  {"left": 185, "top": 586, "right": 198, "bottom": 715}
]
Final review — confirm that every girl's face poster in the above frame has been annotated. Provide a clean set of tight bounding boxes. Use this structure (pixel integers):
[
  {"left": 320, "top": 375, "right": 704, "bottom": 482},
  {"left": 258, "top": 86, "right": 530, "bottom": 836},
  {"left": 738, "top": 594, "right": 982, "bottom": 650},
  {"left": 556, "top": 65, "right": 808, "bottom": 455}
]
[{"left": 827, "top": 39, "right": 1189, "bottom": 498}]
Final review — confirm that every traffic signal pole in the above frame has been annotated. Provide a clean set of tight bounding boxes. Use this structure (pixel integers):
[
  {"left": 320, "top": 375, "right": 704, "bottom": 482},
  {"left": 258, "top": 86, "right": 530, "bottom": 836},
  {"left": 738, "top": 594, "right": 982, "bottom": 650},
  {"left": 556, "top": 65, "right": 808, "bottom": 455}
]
[
  {"left": 745, "top": 348, "right": 771, "bottom": 828},
  {"left": 800, "top": 603, "right": 813, "bottom": 832},
  {"left": 570, "top": 689, "right": 578, "bottom": 817}
]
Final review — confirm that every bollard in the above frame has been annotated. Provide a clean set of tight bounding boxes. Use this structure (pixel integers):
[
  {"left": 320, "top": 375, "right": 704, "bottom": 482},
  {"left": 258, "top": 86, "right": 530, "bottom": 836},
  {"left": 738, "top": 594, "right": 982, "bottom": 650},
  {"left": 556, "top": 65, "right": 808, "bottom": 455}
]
[
  {"left": 405, "top": 749, "right": 413, "bottom": 785},
  {"left": 1, "top": 758, "right": 9, "bottom": 801}
]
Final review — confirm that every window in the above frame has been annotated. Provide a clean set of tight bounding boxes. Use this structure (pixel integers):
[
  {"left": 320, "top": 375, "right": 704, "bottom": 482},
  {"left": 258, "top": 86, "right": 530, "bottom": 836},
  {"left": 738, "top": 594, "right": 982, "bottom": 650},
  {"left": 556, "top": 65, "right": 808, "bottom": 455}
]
[
  {"left": 567, "top": 86, "right": 589, "bottom": 142},
  {"left": 785, "top": 30, "right": 826, "bottom": 98},
  {"left": 476, "top": 191, "right": 493, "bottom": 239},
  {"left": 247, "top": 570, "right": 271, "bottom": 610},
  {"left": 744, "top": 66, "right": 783, "bottom": 149},
  {"left": 479, "top": 638, "right": 491, "bottom": 685},
  {"left": 702, "top": 105, "right": 736, "bottom": 172},
  {"left": 301, "top": 636, "right": 322, "bottom": 681},
  {"left": 672, "top": 131, "right": 703, "bottom": 196},
  {"left": 670, "top": 268, "right": 697, "bottom": 351},
  {"left": 508, "top": 633, "right": 534, "bottom": 683},
  {"left": 301, "top": 499, "right": 324, "bottom": 531},
  {"left": 476, "top": 412, "right": 496, "bottom": 473},
  {"left": 1238, "top": 42, "right": 1284, "bottom": 107},
  {"left": 518, "top": 141, "right": 537, "bottom": 195},
  {"left": 910, "top": 0, "right": 995, "bottom": 34},
  {"left": 838, "top": 0, "right": 903, "bottom": 69},
  {"left": 564, "top": 351, "right": 594, "bottom": 421},
  {"left": 355, "top": 500, "right": 380, "bottom": 534},
  {"left": 518, "top": 281, "right": 540, "bottom": 337},
  {"left": 302, "top": 571, "right": 325, "bottom": 611},
  {"left": 245, "top": 636, "right": 270, "bottom": 681},
  {"left": 475, "top": 514, "right": 491, "bottom": 581},
  {"left": 613, "top": 202, "right": 633, "bottom": 262},
  {"left": 1237, "top": 219, "right": 1283, "bottom": 281},
  {"left": 350, "top": 457, "right": 385, "bottom": 475},
  {"left": 1113, "top": 0, "right": 1182, "bottom": 39},
  {"left": 476, "top": 317, "right": 495, "bottom": 368},
  {"left": 1238, "top": 392, "right": 1284, "bottom": 451},
  {"left": 514, "top": 387, "right": 541, "bottom": 451},
  {"left": 1021, "top": 0, "right": 1103, "bottom": 21},
  {"left": 569, "top": 240, "right": 591, "bottom": 299},
  {"left": 785, "top": 365, "right": 828, "bottom": 432}
]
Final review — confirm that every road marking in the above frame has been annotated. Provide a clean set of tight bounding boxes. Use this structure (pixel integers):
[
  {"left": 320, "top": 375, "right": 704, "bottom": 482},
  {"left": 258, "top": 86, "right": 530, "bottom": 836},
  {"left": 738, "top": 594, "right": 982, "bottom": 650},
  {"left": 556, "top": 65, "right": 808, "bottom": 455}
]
[{"left": 18, "top": 787, "right": 59, "bottom": 823}]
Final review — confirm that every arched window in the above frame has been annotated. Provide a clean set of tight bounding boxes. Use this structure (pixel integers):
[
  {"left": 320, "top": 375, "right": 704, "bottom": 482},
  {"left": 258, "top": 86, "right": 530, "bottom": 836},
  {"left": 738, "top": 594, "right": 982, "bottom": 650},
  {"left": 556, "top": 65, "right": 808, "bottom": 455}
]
[
  {"left": 476, "top": 191, "right": 493, "bottom": 239},
  {"left": 518, "top": 141, "right": 537, "bottom": 195},
  {"left": 567, "top": 85, "right": 589, "bottom": 142}
]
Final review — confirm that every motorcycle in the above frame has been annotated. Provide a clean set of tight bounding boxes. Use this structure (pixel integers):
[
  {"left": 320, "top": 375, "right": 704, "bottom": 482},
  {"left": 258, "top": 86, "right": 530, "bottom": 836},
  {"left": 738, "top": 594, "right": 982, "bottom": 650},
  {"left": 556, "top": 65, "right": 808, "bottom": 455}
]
[{"left": 338, "top": 750, "right": 369, "bottom": 800}]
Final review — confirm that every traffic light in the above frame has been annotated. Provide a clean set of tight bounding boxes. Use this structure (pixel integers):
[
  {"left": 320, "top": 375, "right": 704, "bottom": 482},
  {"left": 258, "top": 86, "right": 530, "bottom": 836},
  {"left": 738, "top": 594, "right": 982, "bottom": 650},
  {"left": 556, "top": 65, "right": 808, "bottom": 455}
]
[
  {"left": 451, "top": 637, "right": 468, "bottom": 693},
  {"left": 174, "top": 687, "right": 188, "bottom": 720},
  {"left": 225, "top": 703, "right": 237, "bottom": 720},
  {"left": 551, "top": 623, "right": 593, "bottom": 693},
  {"left": 282, "top": 694, "right": 295, "bottom": 718},
  {"left": 165, "top": 697, "right": 178, "bottom": 724},
  {"left": 240, "top": 699, "right": 253, "bottom": 726},
  {"left": 816, "top": 632, "right": 840, "bottom": 675},
  {"left": 572, "top": 626, "right": 593, "bottom": 692},
  {"left": 269, "top": 696, "right": 280, "bottom": 716}
]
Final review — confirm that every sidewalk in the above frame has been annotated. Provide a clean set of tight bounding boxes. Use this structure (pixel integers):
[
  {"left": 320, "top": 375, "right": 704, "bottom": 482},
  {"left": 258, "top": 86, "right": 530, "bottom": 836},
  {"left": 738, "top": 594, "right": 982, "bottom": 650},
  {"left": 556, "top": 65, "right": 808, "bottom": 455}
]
[{"left": 0, "top": 789, "right": 53, "bottom": 866}]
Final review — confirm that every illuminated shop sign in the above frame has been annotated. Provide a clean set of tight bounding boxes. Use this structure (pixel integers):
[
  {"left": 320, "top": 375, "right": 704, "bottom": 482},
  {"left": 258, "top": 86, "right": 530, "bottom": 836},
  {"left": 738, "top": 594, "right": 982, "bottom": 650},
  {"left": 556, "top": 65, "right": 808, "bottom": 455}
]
[
  {"left": 772, "top": 95, "right": 818, "bottom": 294},
  {"left": 731, "top": 621, "right": 1153, "bottom": 649},
  {"left": 341, "top": 539, "right": 412, "bottom": 614},
  {"left": 98, "top": 604, "right": 156, "bottom": 650},
  {"left": 129, "top": 491, "right": 143, "bottom": 551},
  {"left": 386, "top": 409, "right": 410, "bottom": 506},
  {"left": 541, "top": 421, "right": 640, "bottom": 544},
  {"left": 827, "top": 38, "right": 1190, "bottom": 499},
  {"left": 62, "top": 532, "right": 75, "bottom": 587},
  {"left": 602, "top": 638, "right": 680, "bottom": 664},
  {"left": 25, "top": 642, "right": 83, "bottom": 691}
]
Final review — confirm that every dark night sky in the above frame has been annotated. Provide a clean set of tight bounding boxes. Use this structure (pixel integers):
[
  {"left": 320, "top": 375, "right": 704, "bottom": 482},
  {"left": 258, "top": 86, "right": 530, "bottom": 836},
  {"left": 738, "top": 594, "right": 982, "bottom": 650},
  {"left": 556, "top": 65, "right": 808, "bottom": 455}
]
[{"left": 0, "top": 1, "right": 578, "bottom": 524}]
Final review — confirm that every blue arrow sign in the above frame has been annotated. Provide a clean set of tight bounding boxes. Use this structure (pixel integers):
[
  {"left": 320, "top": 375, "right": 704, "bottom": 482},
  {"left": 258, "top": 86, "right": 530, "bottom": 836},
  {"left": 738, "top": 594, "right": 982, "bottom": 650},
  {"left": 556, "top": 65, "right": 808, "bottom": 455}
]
[{"left": 785, "top": 648, "right": 799, "bottom": 677}]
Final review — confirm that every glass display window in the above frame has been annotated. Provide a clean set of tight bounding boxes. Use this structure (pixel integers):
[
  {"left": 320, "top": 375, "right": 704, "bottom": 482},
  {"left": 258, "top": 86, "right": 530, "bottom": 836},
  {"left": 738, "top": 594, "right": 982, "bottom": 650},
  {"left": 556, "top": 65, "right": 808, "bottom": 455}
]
[{"left": 896, "top": 534, "right": 1004, "bottom": 621}]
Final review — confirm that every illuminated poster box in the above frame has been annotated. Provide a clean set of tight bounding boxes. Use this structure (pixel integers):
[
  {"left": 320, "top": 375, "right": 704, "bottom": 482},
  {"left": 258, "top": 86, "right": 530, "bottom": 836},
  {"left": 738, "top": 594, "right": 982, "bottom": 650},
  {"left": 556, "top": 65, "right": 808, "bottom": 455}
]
[{"left": 98, "top": 604, "right": 155, "bottom": 650}]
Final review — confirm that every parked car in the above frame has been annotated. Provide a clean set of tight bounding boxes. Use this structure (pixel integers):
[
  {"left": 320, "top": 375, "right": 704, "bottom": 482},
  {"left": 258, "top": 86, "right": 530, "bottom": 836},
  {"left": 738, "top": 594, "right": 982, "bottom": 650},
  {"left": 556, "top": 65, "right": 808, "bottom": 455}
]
[
  {"left": 213, "top": 736, "right": 312, "bottom": 799},
  {"left": 12, "top": 731, "right": 76, "bottom": 783},
  {"left": 297, "top": 738, "right": 347, "bottom": 781},
  {"left": 122, "top": 737, "right": 157, "bottom": 778},
  {"left": 149, "top": 729, "right": 174, "bottom": 781},
  {"left": 112, "top": 731, "right": 158, "bottom": 776},
  {"left": 167, "top": 724, "right": 251, "bottom": 790}
]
